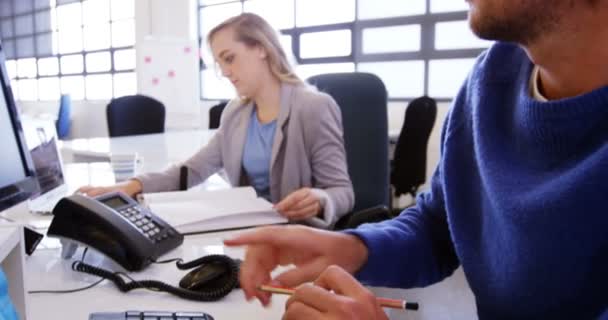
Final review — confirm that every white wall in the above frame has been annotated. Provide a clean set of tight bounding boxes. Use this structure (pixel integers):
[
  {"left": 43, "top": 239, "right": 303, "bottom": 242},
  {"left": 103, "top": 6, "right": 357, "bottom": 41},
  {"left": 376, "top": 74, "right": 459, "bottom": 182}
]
[
  {"left": 136, "top": 0, "right": 203, "bottom": 130},
  {"left": 137, "top": 0, "right": 197, "bottom": 39}
]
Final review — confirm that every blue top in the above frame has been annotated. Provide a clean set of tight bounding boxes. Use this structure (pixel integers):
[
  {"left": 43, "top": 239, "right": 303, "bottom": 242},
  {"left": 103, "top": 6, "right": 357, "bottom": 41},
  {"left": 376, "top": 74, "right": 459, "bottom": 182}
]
[
  {"left": 347, "top": 43, "right": 608, "bottom": 319},
  {"left": 242, "top": 109, "right": 277, "bottom": 200}
]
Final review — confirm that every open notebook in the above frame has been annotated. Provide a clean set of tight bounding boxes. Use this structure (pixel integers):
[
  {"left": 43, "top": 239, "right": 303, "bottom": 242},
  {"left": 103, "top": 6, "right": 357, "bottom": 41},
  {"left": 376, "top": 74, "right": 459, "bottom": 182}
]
[{"left": 142, "top": 187, "right": 287, "bottom": 234}]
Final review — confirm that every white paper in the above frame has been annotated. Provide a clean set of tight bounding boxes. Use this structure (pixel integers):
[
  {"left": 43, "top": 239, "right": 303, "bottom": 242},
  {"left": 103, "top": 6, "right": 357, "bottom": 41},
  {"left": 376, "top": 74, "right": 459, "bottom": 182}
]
[
  {"left": 144, "top": 187, "right": 257, "bottom": 204},
  {"left": 144, "top": 187, "right": 287, "bottom": 234}
]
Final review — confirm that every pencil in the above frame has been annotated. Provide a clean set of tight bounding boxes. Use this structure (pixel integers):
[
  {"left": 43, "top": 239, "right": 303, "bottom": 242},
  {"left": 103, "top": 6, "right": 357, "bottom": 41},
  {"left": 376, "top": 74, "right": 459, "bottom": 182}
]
[{"left": 257, "top": 284, "right": 419, "bottom": 311}]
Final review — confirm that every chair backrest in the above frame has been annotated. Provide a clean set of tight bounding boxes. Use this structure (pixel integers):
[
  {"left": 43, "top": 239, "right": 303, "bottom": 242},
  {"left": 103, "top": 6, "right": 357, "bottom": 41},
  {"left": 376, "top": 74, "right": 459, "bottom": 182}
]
[
  {"left": 307, "top": 72, "right": 389, "bottom": 212},
  {"left": 106, "top": 95, "right": 166, "bottom": 137},
  {"left": 55, "top": 94, "right": 71, "bottom": 139},
  {"left": 391, "top": 96, "right": 437, "bottom": 197},
  {"left": 208, "top": 101, "right": 228, "bottom": 129}
]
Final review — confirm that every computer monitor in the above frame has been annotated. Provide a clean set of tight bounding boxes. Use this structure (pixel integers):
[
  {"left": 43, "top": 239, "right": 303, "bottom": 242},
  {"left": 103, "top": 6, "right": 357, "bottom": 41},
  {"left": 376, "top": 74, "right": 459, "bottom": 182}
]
[
  {"left": 23, "top": 118, "right": 66, "bottom": 199},
  {"left": 0, "top": 43, "right": 39, "bottom": 212}
]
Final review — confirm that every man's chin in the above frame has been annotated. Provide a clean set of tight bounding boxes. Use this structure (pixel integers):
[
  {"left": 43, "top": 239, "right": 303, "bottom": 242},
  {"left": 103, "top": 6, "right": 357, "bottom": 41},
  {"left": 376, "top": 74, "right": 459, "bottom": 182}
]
[{"left": 467, "top": 11, "right": 486, "bottom": 39}]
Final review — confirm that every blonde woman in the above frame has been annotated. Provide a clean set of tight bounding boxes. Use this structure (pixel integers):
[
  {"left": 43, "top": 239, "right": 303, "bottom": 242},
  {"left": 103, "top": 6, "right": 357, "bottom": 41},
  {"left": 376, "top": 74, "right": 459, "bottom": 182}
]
[{"left": 79, "top": 13, "right": 354, "bottom": 229}]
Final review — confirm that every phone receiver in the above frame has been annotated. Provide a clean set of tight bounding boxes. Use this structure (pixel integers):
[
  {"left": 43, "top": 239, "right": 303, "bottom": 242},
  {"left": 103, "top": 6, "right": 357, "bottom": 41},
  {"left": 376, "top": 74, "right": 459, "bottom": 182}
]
[
  {"left": 179, "top": 258, "right": 242, "bottom": 291},
  {"left": 73, "top": 254, "right": 240, "bottom": 302}
]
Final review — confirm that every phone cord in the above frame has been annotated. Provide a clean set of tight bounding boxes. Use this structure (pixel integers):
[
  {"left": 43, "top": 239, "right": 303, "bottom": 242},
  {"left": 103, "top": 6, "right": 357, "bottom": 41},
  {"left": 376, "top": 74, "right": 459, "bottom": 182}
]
[{"left": 72, "top": 254, "right": 239, "bottom": 302}]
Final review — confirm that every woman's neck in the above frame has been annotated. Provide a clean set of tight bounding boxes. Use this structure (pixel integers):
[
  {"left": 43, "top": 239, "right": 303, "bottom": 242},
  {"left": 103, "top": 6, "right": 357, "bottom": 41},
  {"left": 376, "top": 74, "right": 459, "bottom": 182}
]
[{"left": 253, "top": 76, "right": 282, "bottom": 124}]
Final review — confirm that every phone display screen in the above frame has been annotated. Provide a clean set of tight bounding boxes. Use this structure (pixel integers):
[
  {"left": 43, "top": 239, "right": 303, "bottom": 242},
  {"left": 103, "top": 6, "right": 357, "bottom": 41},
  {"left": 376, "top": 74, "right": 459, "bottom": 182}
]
[{"left": 101, "top": 196, "right": 129, "bottom": 209}]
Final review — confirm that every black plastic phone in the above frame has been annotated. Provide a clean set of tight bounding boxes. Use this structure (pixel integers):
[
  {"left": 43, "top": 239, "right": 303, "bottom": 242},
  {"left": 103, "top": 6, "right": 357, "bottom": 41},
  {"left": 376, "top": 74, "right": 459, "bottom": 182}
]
[{"left": 47, "top": 192, "right": 183, "bottom": 271}]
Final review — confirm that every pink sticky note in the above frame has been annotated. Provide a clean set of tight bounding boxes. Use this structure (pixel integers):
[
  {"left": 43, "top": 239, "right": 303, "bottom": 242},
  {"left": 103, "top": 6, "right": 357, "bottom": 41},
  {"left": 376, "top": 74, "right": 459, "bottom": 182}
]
[
  {"left": 152, "top": 78, "right": 159, "bottom": 85},
  {"left": 184, "top": 46, "right": 192, "bottom": 54},
  {"left": 144, "top": 56, "right": 152, "bottom": 63},
  {"left": 168, "top": 70, "right": 176, "bottom": 78}
]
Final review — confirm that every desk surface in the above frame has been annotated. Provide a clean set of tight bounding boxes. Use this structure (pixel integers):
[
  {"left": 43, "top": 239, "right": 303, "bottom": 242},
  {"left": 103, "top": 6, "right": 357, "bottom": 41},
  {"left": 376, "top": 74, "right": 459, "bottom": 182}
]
[
  {"left": 26, "top": 230, "right": 288, "bottom": 320},
  {"left": 61, "top": 130, "right": 229, "bottom": 191},
  {"left": 26, "top": 130, "right": 478, "bottom": 320},
  {"left": 0, "top": 226, "right": 20, "bottom": 261},
  {"left": 26, "top": 231, "right": 478, "bottom": 320},
  {"left": 20, "top": 131, "right": 289, "bottom": 319},
  {"left": 62, "top": 130, "right": 217, "bottom": 173}
]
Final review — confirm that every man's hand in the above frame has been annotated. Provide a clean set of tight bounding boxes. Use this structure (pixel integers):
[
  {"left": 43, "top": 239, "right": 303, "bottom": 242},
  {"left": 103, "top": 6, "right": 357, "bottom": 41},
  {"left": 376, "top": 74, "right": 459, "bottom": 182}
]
[
  {"left": 283, "top": 265, "right": 389, "bottom": 320},
  {"left": 223, "top": 225, "right": 368, "bottom": 306}
]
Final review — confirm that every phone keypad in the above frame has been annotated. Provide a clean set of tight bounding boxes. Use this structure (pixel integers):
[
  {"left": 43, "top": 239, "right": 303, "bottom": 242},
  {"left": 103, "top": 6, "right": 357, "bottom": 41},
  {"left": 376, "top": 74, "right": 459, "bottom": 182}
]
[
  {"left": 89, "top": 310, "right": 214, "bottom": 320},
  {"left": 118, "top": 205, "right": 170, "bottom": 243}
]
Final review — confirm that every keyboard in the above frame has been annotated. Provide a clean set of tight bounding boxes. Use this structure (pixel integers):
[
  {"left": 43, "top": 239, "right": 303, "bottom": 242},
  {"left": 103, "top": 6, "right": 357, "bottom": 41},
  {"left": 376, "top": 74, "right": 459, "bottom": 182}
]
[{"left": 89, "top": 311, "right": 214, "bottom": 320}]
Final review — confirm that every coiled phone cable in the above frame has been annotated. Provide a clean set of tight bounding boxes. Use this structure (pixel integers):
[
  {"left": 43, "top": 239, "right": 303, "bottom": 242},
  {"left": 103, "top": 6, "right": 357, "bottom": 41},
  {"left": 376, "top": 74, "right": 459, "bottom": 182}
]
[{"left": 72, "top": 254, "right": 239, "bottom": 301}]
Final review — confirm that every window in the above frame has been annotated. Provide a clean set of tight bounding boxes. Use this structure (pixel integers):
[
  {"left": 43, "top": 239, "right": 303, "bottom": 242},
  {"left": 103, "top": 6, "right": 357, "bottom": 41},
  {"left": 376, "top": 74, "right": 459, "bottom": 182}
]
[
  {"left": 362, "top": 25, "right": 421, "bottom": 54},
  {"left": 358, "top": 61, "right": 425, "bottom": 98},
  {"left": 435, "top": 20, "right": 491, "bottom": 50},
  {"left": 198, "top": 0, "right": 491, "bottom": 101},
  {"left": 300, "top": 30, "right": 352, "bottom": 59},
  {"left": 295, "top": 0, "right": 354, "bottom": 27},
  {"left": 358, "top": 0, "right": 425, "bottom": 19},
  {"left": 243, "top": 0, "right": 294, "bottom": 30},
  {"left": 296, "top": 63, "right": 355, "bottom": 81},
  {"left": 429, "top": 58, "right": 476, "bottom": 98},
  {"left": 0, "top": 0, "right": 136, "bottom": 101}
]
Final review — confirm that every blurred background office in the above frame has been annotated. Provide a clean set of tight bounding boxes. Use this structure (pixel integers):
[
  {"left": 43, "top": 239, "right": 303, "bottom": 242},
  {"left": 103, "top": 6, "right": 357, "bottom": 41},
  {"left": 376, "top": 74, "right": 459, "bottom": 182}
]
[
  {"left": 0, "top": 0, "right": 491, "bottom": 202},
  {"left": 0, "top": 2, "right": 493, "bottom": 318}
]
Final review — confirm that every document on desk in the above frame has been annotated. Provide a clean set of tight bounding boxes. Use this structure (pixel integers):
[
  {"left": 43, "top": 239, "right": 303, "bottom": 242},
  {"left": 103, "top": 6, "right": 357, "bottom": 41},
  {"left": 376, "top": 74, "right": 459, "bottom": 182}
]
[{"left": 143, "top": 187, "right": 287, "bottom": 234}]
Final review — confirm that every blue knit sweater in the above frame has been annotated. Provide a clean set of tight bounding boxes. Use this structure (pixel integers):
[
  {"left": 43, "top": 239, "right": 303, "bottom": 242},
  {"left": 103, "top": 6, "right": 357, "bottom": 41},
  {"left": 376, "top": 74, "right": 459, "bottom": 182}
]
[{"left": 348, "top": 43, "right": 608, "bottom": 319}]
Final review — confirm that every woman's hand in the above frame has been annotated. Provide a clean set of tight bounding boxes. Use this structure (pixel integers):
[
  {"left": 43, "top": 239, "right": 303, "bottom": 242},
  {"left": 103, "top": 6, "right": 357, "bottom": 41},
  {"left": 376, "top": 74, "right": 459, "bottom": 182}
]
[
  {"left": 76, "top": 179, "right": 142, "bottom": 197},
  {"left": 274, "top": 188, "right": 322, "bottom": 220},
  {"left": 283, "top": 265, "right": 388, "bottom": 320}
]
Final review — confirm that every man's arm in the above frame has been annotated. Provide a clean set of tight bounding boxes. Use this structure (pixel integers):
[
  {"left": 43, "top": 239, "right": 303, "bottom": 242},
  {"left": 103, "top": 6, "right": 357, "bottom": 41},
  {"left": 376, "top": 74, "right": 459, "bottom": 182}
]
[{"left": 344, "top": 108, "right": 460, "bottom": 288}]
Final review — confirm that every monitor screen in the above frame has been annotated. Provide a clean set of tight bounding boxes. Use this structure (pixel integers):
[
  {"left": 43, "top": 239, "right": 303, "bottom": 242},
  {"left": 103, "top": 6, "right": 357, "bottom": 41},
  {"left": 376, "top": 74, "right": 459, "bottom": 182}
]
[
  {"left": 22, "top": 119, "right": 65, "bottom": 197},
  {"left": 0, "top": 90, "right": 25, "bottom": 187},
  {"left": 0, "top": 43, "right": 39, "bottom": 212}
]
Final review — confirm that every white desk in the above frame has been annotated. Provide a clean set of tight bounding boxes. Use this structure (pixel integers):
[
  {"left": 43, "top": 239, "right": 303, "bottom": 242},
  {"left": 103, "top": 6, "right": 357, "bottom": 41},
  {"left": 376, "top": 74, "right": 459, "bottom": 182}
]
[
  {"left": 27, "top": 230, "right": 287, "bottom": 320},
  {"left": 62, "top": 129, "right": 218, "bottom": 173},
  {"left": 61, "top": 129, "right": 229, "bottom": 191},
  {"left": 25, "top": 231, "right": 477, "bottom": 320},
  {"left": 23, "top": 130, "right": 477, "bottom": 319}
]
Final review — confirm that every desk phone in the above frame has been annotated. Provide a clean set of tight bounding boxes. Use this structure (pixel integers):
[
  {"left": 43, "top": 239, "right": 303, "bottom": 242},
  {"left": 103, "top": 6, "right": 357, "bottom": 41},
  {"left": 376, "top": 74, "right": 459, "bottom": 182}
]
[{"left": 47, "top": 192, "right": 183, "bottom": 271}]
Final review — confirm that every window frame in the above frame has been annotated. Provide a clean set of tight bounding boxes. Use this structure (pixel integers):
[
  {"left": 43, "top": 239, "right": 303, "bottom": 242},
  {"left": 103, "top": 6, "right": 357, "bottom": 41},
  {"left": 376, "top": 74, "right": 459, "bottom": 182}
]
[
  {"left": 197, "top": 0, "right": 488, "bottom": 102},
  {"left": 0, "top": 0, "right": 136, "bottom": 101}
]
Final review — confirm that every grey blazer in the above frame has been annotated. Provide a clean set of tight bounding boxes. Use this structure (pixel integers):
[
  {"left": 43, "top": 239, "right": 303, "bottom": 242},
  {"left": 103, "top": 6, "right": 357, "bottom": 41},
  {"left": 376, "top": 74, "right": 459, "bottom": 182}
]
[{"left": 136, "top": 83, "right": 354, "bottom": 229}]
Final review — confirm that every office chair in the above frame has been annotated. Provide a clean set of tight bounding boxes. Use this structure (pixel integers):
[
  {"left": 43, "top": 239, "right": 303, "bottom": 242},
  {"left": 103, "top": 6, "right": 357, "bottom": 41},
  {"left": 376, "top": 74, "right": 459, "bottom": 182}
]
[
  {"left": 208, "top": 101, "right": 228, "bottom": 129},
  {"left": 106, "top": 95, "right": 166, "bottom": 137},
  {"left": 307, "top": 72, "right": 391, "bottom": 230},
  {"left": 56, "top": 94, "right": 71, "bottom": 139},
  {"left": 391, "top": 96, "right": 437, "bottom": 203}
]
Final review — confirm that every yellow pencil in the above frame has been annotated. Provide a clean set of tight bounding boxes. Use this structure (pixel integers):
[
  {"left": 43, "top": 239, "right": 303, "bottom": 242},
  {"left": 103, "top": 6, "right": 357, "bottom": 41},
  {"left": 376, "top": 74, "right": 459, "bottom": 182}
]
[{"left": 257, "top": 284, "right": 419, "bottom": 311}]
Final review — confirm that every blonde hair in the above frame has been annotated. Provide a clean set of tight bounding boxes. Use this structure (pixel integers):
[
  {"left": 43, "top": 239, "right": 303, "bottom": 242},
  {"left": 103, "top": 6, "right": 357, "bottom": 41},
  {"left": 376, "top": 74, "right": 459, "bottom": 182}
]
[{"left": 207, "top": 13, "right": 303, "bottom": 87}]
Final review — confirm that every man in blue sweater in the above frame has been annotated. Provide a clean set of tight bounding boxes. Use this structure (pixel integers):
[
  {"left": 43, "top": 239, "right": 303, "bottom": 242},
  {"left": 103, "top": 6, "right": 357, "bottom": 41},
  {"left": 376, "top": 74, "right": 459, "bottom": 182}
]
[{"left": 225, "top": 0, "right": 608, "bottom": 318}]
